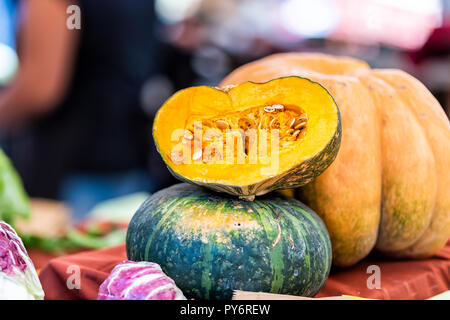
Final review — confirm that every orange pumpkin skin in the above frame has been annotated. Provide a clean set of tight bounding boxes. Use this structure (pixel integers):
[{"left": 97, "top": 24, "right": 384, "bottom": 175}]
[{"left": 221, "top": 53, "right": 450, "bottom": 267}]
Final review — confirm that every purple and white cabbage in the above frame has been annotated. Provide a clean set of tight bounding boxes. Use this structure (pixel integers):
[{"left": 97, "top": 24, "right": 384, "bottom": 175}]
[
  {"left": 0, "top": 221, "right": 44, "bottom": 300},
  {"left": 98, "top": 261, "right": 186, "bottom": 300}
]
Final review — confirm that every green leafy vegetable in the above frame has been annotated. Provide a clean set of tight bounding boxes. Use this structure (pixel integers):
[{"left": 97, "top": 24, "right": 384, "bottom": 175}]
[
  {"left": 21, "top": 228, "right": 127, "bottom": 252},
  {"left": 0, "top": 149, "right": 30, "bottom": 224}
]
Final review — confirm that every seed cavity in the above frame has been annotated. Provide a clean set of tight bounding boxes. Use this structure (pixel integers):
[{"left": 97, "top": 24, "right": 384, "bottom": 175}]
[
  {"left": 238, "top": 117, "right": 255, "bottom": 130},
  {"left": 178, "top": 104, "right": 308, "bottom": 163}
]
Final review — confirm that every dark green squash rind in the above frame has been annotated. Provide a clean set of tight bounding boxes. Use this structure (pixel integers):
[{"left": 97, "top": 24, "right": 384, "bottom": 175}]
[{"left": 126, "top": 183, "right": 332, "bottom": 300}]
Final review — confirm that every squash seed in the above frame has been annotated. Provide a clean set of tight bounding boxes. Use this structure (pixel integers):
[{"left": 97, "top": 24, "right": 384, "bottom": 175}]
[
  {"left": 192, "top": 149, "right": 202, "bottom": 161},
  {"left": 170, "top": 151, "right": 183, "bottom": 163},
  {"left": 215, "top": 120, "right": 230, "bottom": 130},
  {"left": 294, "top": 121, "right": 306, "bottom": 130},
  {"left": 264, "top": 106, "right": 275, "bottom": 113},
  {"left": 292, "top": 116, "right": 308, "bottom": 128},
  {"left": 287, "top": 118, "right": 296, "bottom": 128},
  {"left": 292, "top": 130, "right": 301, "bottom": 139},
  {"left": 182, "top": 138, "right": 192, "bottom": 146},
  {"left": 269, "top": 118, "right": 280, "bottom": 129},
  {"left": 285, "top": 128, "right": 294, "bottom": 135},
  {"left": 272, "top": 104, "right": 284, "bottom": 111},
  {"left": 183, "top": 130, "right": 193, "bottom": 140}
]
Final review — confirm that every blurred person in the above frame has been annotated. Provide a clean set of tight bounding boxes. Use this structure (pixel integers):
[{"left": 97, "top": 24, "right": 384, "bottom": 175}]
[{"left": 0, "top": 0, "right": 177, "bottom": 218}]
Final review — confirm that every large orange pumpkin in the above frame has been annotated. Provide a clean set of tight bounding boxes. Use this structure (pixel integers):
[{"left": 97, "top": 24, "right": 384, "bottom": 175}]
[{"left": 221, "top": 53, "right": 450, "bottom": 267}]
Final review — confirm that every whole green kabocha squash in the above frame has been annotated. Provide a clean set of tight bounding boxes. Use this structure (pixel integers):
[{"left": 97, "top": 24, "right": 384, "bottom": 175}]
[{"left": 126, "top": 183, "right": 332, "bottom": 300}]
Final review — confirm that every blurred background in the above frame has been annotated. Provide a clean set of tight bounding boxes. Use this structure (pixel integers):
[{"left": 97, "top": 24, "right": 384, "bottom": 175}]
[{"left": 0, "top": 0, "right": 449, "bottom": 222}]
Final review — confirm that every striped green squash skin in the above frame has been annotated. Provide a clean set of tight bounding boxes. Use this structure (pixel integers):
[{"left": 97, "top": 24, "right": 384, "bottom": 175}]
[{"left": 126, "top": 183, "right": 332, "bottom": 300}]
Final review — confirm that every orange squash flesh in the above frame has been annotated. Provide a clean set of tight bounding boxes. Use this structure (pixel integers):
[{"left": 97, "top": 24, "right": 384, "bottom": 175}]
[{"left": 153, "top": 77, "right": 341, "bottom": 199}]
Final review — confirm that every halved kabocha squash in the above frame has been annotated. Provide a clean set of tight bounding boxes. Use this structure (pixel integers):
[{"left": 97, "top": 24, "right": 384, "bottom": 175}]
[{"left": 153, "top": 76, "right": 341, "bottom": 199}]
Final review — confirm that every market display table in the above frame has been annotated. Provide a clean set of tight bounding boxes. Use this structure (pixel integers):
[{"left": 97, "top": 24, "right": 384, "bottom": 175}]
[{"left": 38, "top": 241, "right": 450, "bottom": 300}]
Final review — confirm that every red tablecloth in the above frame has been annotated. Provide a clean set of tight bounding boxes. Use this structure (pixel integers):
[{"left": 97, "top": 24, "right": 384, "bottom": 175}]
[
  {"left": 29, "top": 250, "right": 60, "bottom": 271},
  {"left": 38, "top": 241, "right": 450, "bottom": 300}
]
